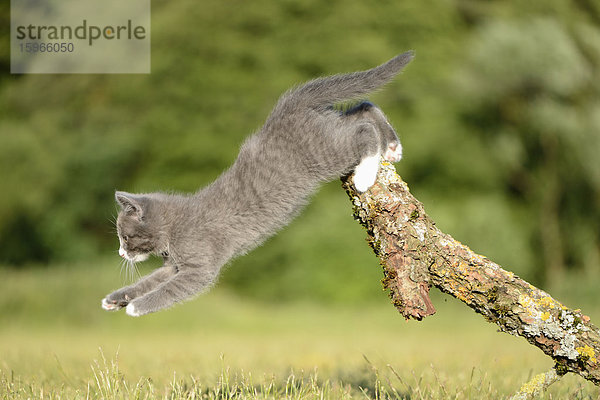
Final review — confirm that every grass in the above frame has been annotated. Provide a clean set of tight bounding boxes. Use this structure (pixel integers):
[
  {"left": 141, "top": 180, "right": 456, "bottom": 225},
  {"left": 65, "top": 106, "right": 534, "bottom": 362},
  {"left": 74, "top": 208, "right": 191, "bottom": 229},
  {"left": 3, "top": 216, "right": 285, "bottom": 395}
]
[{"left": 0, "top": 262, "right": 599, "bottom": 399}]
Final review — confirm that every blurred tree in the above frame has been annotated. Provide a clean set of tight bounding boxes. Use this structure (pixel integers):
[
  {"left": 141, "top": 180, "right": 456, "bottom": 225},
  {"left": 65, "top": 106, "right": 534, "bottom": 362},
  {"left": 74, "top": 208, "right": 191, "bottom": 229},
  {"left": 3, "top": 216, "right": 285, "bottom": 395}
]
[
  {"left": 0, "top": 0, "right": 598, "bottom": 301},
  {"left": 457, "top": 17, "right": 600, "bottom": 284}
]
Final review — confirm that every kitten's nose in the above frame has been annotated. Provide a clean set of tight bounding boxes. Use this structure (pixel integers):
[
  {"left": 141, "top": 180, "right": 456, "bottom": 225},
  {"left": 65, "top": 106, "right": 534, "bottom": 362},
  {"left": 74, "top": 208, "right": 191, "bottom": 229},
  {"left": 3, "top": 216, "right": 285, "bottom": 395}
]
[{"left": 119, "top": 247, "right": 126, "bottom": 258}]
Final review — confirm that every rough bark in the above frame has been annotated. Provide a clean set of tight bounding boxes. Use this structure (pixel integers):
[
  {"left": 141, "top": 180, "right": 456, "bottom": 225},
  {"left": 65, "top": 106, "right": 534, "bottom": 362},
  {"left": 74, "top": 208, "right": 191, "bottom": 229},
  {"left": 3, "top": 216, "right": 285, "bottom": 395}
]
[
  {"left": 342, "top": 160, "right": 600, "bottom": 386},
  {"left": 509, "top": 369, "right": 560, "bottom": 400}
]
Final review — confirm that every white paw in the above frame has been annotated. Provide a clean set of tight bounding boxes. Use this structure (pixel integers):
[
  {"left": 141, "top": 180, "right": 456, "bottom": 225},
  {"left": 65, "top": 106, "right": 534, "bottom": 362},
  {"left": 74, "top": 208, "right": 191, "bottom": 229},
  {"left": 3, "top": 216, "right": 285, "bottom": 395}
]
[
  {"left": 126, "top": 302, "right": 141, "bottom": 317},
  {"left": 102, "top": 298, "right": 121, "bottom": 311},
  {"left": 383, "top": 142, "right": 402, "bottom": 163},
  {"left": 353, "top": 154, "right": 380, "bottom": 192}
]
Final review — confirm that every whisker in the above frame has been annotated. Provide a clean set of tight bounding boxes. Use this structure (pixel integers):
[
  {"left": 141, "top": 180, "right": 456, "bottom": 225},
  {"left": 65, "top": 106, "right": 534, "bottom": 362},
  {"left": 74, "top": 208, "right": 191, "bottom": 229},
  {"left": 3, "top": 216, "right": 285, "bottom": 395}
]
[
  {"left": 127, "top": 259, "right": 133, "bottom": 282},
  {"left": 119, "top": 258, "right": 127, "bottom": 282},
  {"left": 129, "top": 260, "right": 136, "bottom": 282},
  {"left": 126, "top": 259, "right": 141, "bottom": 282},
  {"left": 134, "top": 262, "right": 141, "bottom": 281}
]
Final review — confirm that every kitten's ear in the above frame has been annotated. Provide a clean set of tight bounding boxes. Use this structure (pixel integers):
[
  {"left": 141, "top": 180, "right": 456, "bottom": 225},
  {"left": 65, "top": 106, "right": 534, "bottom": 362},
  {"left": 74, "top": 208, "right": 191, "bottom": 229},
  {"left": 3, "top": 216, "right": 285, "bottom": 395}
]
[{"left": 115, "top": 191, "right": 145, "bottom": 220}]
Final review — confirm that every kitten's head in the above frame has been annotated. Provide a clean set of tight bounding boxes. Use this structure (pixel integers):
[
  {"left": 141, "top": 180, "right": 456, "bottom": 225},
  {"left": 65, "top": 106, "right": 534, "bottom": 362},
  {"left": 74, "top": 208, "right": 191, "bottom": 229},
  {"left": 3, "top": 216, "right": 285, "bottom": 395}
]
[{"left": 115, "top": 191, "right": 165, "bottom": 263}]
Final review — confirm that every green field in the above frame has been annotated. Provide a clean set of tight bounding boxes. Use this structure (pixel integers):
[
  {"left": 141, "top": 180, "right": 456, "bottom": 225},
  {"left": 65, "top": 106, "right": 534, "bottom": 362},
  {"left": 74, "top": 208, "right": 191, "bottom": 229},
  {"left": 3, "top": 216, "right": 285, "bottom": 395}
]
[{"left": 1, "top": 263, "right": 598, "bottom": 399}]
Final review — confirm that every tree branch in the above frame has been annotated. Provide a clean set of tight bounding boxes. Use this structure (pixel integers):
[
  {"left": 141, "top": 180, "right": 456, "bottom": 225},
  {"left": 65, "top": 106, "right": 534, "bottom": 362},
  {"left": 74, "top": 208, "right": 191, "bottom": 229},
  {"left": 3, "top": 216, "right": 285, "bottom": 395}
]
[
  {"left": 342, "top": 160, "right": 600, "bottom": 387},
  {"left": 509, "top": 369, "right": 561, "bottom": 400}
]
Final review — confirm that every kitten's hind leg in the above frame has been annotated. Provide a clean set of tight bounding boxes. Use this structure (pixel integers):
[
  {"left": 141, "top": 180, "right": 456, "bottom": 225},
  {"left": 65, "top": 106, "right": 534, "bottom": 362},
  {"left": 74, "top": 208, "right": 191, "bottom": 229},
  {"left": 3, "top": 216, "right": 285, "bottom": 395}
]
[
  {"left": 346, "top": 102, "right": 402, "bottom": 164},
  {"left": 353, "top": 153, "right": 381, "bottom": 192},
  {"left": 365, "top": 105, "right": 403, "bottom": 163},
  {"left": 102, "top": 264, "right": 176, "bottom": 311},
  {"left": 351, "top": 123, "right": 382, "bottom": 192}
]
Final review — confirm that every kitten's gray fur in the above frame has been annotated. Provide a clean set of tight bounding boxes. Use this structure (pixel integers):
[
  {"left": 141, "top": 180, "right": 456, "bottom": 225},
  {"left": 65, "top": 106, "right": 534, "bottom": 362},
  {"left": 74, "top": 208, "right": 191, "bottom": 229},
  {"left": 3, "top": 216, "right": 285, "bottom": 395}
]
[{"left": 102, "top": 52, "right": 414, "bottom": 316}]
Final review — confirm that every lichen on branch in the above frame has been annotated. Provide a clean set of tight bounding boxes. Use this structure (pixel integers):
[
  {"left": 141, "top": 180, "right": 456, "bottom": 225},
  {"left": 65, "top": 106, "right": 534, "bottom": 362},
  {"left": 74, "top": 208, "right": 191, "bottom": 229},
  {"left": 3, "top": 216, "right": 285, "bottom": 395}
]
[{"left": 342, "top": 160, "right": 600, "bottom": 387}]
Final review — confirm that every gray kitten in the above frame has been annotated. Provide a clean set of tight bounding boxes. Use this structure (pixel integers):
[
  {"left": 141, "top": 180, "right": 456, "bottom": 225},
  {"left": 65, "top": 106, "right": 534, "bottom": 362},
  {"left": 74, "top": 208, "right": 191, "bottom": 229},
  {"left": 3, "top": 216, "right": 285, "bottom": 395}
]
[{"left": 102, "top": 52, "right": 413, "bottom": 316}]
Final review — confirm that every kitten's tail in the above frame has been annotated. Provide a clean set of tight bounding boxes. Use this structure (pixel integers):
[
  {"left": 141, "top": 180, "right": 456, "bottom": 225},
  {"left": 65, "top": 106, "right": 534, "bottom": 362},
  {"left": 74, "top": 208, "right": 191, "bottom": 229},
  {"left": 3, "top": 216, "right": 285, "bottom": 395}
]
[{"left": 284, "top": 51, "right": 414, "bottom": 108}]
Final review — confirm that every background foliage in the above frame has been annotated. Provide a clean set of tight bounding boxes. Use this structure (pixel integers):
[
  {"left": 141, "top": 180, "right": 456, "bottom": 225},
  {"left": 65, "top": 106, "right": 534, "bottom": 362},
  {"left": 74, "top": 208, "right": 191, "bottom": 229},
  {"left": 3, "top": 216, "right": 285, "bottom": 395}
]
[{"left": 1, "top": 0, "right": 599, "bottom": 299}]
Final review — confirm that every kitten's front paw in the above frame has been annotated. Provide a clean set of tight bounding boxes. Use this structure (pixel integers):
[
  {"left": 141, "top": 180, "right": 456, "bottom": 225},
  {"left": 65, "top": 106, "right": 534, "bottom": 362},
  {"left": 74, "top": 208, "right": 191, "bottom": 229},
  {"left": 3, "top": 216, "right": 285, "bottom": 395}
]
[
  {"left": 125, "top": 302, "right": 141, "bottom": 317},
  {"left": 101, "top": 291, "right": 132, "bottom": 311},
  {"left": 125, "top": 301, "right": 145, "bottom": 317},
  {"left": 101, "top": 297, "right": 123, "bottom": 311}
]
